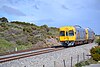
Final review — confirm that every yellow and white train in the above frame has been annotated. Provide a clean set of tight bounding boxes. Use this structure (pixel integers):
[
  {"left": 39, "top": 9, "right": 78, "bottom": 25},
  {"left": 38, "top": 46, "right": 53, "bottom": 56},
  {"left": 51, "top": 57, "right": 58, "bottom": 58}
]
[{"left": 59, "top": 25, "right": 95, "bottom": 46}]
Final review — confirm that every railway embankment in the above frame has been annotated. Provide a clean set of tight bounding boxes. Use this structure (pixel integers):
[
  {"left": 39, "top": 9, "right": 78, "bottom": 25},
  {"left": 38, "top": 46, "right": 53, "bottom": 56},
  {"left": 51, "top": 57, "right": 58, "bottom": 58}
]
[{"left": 0, "top": 43, "right": 97, "bottom": 67}]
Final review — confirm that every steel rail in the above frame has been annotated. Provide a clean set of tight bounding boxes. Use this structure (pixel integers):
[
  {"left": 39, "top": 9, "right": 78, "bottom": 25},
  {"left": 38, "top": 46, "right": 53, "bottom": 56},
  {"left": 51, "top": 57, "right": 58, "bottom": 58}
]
[{"left": 0, "top": 47, "right": 64, "bottom": 63}]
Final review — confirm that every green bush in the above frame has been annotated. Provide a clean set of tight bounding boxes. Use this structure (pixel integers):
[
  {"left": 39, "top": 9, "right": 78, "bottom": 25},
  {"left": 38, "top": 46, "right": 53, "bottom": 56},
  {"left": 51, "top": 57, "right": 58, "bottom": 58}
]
[
  {"left": 0, "top": 23, "right": 9, "bottom": 31},
  {"left": 75, "top": 62, "right": 82, "bottom": 67},
  {"left": 17, "top": 43, "right": 33, "bottom": 51},
  {"left": 75, "top": 58, "right": 98, "bottom": 67},
  {"left": 75, "top": 61, "right": 90, "bottom": 67},
  {"left": 11, "top": 21, "right": 37, "bottom": 26},
  {"left": 16, "top": 40, "right": 29, "bottom": 46},
  {"left": 96, "top": 38, "right": 100, "bottom": 45},
  {"left": 23, "top": 27, "right": 33, "bottom": 33},
  {"left": 0, "top": 39, "right": 15, "bottom": 54},
  {"left": 92, "top": 53, "right": 100, "bottom": 61},
  {"left": 90, "top": 46, "right": 100, "bottom": 61},
  {"left": 0, "top": 17, "right": 8, "bottom": 22}
]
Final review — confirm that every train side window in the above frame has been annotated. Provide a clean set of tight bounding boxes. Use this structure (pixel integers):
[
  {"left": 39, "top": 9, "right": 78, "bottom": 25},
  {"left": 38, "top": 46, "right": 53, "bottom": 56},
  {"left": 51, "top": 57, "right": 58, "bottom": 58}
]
[
  {"left": 60, "top": 31, "right": 65, "bottom": 36},
  {"left": 69, "top": 30, "right": 74, "bottom": 36}
]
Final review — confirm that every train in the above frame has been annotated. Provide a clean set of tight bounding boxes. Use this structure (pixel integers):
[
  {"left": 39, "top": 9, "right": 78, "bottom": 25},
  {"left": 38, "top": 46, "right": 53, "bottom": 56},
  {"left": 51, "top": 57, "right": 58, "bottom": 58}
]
[{"left": 59, "top": 25, "right": 95, "bottom": 46}]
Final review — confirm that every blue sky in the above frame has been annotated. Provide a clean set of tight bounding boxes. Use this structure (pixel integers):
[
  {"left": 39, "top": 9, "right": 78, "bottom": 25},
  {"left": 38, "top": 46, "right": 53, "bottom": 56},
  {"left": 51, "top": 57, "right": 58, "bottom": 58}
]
[{"left": 0, "top": 0, "right": 100, "bottom": 34}]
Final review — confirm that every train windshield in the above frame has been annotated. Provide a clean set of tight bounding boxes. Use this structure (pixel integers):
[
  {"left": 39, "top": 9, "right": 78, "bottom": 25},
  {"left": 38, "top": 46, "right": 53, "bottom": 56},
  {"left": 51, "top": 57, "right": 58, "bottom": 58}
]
[
  {"left": 69, "top": 30, "right": 74, "bottom": 36},
  {"left": 60, "top": 31, "right": 65, "bottom": 36}
]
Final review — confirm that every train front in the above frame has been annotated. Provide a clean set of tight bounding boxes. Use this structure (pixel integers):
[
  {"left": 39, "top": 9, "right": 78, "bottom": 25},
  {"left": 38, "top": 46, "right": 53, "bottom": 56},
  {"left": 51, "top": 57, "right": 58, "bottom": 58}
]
[{"left": 59, "top": 26, "right": 76, "bottom": 46}]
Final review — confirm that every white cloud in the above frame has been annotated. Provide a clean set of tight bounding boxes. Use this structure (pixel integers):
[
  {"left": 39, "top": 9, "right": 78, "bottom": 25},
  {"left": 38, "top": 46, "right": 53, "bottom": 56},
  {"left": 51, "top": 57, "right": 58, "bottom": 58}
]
[{"left": 0, "top": 5, "right": 26, "bottom": 16}]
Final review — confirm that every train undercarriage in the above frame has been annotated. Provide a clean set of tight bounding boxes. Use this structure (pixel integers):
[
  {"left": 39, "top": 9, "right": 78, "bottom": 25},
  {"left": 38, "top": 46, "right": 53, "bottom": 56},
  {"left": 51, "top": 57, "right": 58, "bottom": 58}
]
[{"left": 60, "top": 39, "right": 94, "bottom": 47}]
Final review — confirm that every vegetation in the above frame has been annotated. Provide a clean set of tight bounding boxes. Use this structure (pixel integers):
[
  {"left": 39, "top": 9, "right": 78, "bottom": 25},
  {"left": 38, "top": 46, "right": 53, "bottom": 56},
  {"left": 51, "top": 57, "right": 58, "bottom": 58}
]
[
  {"left": 90, "top": 46, "right": 100, "bottom": 61},
  {"left": 0, "top": 17, "right": 59, "bottom": 54},
  {"left": 0, "top": 17, "right": 8, "bottom": 22},
  {"left": 0, "top": 39, "right": 15, "bottom": 54},
  {"left": 95, "top": 38, "right": 100, "bottom": 45},
  {"left": 75, "top": 45, "right": 100, "bottom": 67},
  {"left": 11, "top": 21, "right": 37, "bottom": 26},
  {"left": 75, "top": 58, "right": 99, "bottom": 67}
]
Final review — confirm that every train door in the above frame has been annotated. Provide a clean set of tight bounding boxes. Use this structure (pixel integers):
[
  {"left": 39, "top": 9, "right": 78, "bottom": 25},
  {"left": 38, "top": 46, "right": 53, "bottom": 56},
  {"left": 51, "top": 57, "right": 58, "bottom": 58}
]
[{"left": 60, "top": 31, "right": 69, "bottom": 41}]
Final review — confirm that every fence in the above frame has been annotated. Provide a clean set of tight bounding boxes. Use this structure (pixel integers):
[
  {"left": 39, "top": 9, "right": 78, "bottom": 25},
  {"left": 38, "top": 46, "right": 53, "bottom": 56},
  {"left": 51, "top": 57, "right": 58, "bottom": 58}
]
[{"left": 41, "top": 52, "right": 90, "bottom": 67}]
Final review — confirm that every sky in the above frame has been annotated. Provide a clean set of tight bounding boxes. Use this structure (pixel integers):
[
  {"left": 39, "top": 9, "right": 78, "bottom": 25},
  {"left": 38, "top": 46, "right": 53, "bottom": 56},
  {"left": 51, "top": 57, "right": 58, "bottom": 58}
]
[{"left": 0, "top": 0, "right": 100, "bottom": 34}]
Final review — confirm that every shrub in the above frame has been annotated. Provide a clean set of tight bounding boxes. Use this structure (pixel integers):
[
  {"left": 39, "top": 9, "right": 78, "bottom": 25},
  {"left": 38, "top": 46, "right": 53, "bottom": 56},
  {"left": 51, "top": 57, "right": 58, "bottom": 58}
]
[
  {"left": 0, "top": 23, "right": 9, "bottom": 31},
  {"left": 95, "top": 38, "right": 100, "bottom": 45},
  {"left": 17, "top": 43, "right": 33, "bottom": 51},
  {"left": 0, "top": 17, "right": 8, "bottom": 22},
  {"left": 47, "top": 32, "right": 52, "bottom": 35},
  {"left": 41, "top": 25, "right": 49, "bottom": 32},
  {"left": 16, "top": 40, "right": 29, "bottom": 46},
  {"left": 92, "top": 53, "right": 100, "bottom": 61},
  {"left": 75, "top": 58, "right": 98, "bottom": 67},
  {"left": 0, "top": 39, "right": 15, "bottom": 54},
  {"left": 90, "top": 46, "right": 100, "bottom": 61},
  {"left": 11, "top": 21, "right": 37, "bottom": 27},
  {"left": 0, "top": 28, "right": 5, "bottom": 32},
  {"left": 0, "top": 22, "right": 7, "bottom": 27},
  {"left": 75, "top": 61, "right": 90, "bottom": 67},
  {"left": 23, "top": 27, "right": 33, "bottom": 33}
]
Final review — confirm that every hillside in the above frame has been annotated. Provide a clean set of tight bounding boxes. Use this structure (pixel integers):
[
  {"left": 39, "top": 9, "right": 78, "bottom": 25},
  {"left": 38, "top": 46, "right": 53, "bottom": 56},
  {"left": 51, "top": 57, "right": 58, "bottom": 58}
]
[{"left": 0, "top": 17, "right": 60, "bottom": 54}]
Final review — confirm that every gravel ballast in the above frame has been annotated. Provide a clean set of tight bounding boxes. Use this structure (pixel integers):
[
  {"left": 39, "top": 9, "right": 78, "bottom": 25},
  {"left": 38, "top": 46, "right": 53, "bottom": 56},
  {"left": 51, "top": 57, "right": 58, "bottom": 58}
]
[{"left": 0, "top": 43, "right": 97, "bottom": 67}]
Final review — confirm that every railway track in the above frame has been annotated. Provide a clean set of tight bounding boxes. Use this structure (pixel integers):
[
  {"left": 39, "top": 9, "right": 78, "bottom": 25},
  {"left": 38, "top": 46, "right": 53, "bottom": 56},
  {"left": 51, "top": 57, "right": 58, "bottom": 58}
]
[{"left": 0, "top": 47, "right": 64, "bottom": 63}]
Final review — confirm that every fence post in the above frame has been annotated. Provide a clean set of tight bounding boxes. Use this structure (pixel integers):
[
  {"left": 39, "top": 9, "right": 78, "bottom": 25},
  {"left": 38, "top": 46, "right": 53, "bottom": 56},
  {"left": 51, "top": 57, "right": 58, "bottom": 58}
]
[
  {"left": 43, "top": 65, "right": 45, "bottom": 67},
  {"left": 77, "top": 55, "right": 79, "bottom": 63},
  {"left": 83, "top": 52, "right": 85, "bottom": 60},
  {"left": 54, "top": 61, "right": 56, "bottom": 67},
  {"left": 63, "top": 60, "right": 66, "bottom": 67},
  {"left": 77, "top": 55, "right": 79, "bottom": 67},
  {"left": 71, "top": 57, "right": 73, "bottom": 67}
]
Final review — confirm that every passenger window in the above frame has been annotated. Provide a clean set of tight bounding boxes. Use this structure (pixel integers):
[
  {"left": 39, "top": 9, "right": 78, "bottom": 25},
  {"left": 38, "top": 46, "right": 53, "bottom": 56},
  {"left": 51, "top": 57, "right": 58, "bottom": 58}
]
[
  {"left": 69, "top": 30, "right": 74, "bottom": 36},
  {"left": 60, "top": 31, "right": 65, "bottom": 36}
]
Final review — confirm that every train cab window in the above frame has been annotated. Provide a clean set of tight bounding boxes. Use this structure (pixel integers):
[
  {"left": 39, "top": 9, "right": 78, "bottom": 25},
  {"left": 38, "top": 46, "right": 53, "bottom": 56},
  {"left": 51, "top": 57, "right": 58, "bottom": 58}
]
[
  {"left": 69, "top": 30, "right": 74, "bottom": 36},
  {"left": 66, "top": 32, "right": 68, "bottom": 36},
  {"left": 60, "top": 31, "right": 65, "bottom": 36}
]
